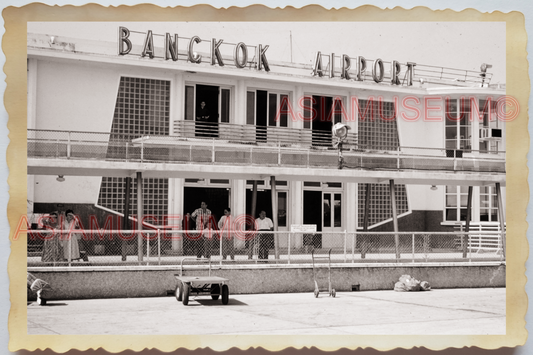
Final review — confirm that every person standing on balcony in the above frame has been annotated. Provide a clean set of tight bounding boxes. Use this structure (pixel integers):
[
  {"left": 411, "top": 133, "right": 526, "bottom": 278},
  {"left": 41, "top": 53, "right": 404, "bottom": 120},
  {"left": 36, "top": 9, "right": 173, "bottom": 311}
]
[
  {"left": 41, "top": 211, "right": 63, "bottom": 263},
  {"left": 191, "top": 201, "right": 212, "bottom": 258},
  {"left": 218, "top": 208, "right": 235, "bottom": 261},
  {"left": 256, "top": 210, "right": 274, "bottom": 261},
  {"left": 195, "top": 101, "right": 210, "bottom": 137}
]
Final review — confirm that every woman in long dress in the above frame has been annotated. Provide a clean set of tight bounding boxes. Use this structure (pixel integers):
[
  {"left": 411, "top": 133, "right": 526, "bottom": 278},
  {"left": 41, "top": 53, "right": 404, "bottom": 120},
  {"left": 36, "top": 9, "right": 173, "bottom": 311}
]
[
  {"left": 41, "top": 211, "right": 62, "bottom": 262},
  {"left": 61, "top": 209, "right": 81, "bottom": 261}
]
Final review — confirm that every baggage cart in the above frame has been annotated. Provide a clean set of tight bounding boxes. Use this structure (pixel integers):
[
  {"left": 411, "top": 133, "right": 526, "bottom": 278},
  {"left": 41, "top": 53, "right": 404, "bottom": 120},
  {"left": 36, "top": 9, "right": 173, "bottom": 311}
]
[
  {"left": 174, "top": 257, "right": 230, "bottom": 306},
  {"left": 311, "top": 248, "right": 336, "bottom": 298}
]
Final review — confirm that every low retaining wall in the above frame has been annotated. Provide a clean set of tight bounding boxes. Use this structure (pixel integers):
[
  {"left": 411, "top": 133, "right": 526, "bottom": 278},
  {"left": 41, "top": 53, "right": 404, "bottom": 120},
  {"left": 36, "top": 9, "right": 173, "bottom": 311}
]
[{"left": 27, "top": 263, "right": 506, "bottom": 301}]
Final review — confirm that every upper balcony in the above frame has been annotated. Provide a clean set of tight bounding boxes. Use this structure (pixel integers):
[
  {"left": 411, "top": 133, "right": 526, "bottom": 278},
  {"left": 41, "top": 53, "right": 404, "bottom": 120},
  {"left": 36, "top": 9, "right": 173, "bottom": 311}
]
[{"left": 27, "top": 122, "right": 506, "bottom": 187}]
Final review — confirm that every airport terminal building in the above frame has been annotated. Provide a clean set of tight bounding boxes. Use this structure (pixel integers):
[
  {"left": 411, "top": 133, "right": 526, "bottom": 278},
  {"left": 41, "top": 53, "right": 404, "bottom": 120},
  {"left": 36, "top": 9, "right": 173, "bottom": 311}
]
[{"left": 26, "top": 26, "right": 506, "bottom": 256}]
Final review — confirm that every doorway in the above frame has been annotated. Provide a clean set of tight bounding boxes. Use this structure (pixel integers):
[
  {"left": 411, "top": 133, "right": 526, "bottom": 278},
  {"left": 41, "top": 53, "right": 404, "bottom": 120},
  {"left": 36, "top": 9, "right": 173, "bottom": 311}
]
[
  {"left": 195, "top": 84, "right": 219, "bottom": 138},
  {"left": 303, "top": 190, "right": 322, "bottom": 248},
  {"left": 183, "top": 187, "right": 229, "bottom": 255},
  {"left": 311, "top": 95, "right": 333, "bottom": 146}
]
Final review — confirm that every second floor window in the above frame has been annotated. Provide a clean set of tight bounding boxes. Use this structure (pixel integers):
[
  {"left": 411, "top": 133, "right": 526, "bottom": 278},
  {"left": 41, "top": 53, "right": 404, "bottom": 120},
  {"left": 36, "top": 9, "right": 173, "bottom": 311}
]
[
  {"left": 246, "top": 90, "right": 289, "bottom": 128},
  {"left": 445, "top": 98, "right": 471, "bottom": 152}
]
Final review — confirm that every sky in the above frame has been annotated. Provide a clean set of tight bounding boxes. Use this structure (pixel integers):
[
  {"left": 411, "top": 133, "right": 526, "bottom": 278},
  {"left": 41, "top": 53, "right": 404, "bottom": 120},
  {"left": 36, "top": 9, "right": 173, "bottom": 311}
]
[{"left": 28, "top": 21, "right": 506, "bottom": 84}]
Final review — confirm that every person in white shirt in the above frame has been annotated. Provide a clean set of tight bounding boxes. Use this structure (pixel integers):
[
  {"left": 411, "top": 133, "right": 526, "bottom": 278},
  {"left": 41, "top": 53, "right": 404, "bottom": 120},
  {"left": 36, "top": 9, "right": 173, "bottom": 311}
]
[{"left": 255, "top": 210, "right": 274, "bottom": 261}]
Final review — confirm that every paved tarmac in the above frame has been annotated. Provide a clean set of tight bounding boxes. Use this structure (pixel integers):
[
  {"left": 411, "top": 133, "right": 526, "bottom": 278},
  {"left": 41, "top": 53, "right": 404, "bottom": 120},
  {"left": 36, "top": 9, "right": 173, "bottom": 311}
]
[{"left": 27, "top": 288, "right": 505, "bottom": 335}]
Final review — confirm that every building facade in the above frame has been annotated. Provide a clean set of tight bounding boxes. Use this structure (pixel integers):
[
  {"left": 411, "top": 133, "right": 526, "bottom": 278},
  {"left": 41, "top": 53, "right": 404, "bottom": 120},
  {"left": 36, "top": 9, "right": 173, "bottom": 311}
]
[{"left": 27, "top": 27, "right": 506, "bottom": 254}]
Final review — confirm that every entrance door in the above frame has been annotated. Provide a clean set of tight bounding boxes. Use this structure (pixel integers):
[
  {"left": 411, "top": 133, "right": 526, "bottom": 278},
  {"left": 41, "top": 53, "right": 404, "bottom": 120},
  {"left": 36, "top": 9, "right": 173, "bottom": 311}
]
[
  {"left": 312, "top": 96, "right": 333, "bottom": 146},
  {"left": 322, "top": 192, "right": 342, "bottom": 232},
  {"left": 195, "top": 84, "right": 219, "bottom": 138},
  {"left": 303, "top": 190, "right": 322, "bottom": 248}
]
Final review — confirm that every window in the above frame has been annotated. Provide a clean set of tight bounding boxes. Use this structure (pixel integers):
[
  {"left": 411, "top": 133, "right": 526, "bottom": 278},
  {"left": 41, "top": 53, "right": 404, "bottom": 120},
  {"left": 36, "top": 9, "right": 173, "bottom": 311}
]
[
  {"left": 479, "top": 99, "right": 500, "bottom": 153},
  {"left": 445, "top": 98, "right": 471, "bottom": 152},
  {"left": 247, "top": 90, "right": 289, "bottom": 128},
  {"left": 358, "top": 183, "right": 409, "bottom": 228},
  {"left": 184, "top": 84, "right": 232, "bottom": 123},
  {"left": 358, "top": 99, "right": 398, "bottom": 151},
  {"left": 480, "top": 186, "right": 498, "bottom": 222},
  {"left": 445, "top": 185, "right": 469, "bottom": 222}
]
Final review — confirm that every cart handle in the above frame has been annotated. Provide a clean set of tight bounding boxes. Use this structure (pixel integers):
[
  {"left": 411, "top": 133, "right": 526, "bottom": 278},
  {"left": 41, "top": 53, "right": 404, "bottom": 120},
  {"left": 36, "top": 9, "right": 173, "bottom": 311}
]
[{"left": 179, "top": 257, "right": 212, "bottom": 276}]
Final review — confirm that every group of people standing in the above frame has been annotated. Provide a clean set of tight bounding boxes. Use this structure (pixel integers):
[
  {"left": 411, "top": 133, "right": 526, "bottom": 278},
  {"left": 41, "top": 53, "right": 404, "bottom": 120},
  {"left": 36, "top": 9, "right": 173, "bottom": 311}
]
[
  {"left": 183, "top": 202, "right": 235, "bottom": 260},
  {"left": 41, "top": 209, "right": 83, "bottom": 263},
  {"left": 184, "top": 201, "right": 274, "bottom": 261}
]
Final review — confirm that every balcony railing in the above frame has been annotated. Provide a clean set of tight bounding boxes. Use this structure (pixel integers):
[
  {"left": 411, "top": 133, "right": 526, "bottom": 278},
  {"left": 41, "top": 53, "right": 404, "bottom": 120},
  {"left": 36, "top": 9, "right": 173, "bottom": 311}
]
[
  {"left": 27, "top": 230, "right": 505, "bottom": 268},
  {"left": 27, "top": 128, "right": 505, "bottom": 173},
  {"left": 172, "top": 120, "right": 358, "bottom": 147}
]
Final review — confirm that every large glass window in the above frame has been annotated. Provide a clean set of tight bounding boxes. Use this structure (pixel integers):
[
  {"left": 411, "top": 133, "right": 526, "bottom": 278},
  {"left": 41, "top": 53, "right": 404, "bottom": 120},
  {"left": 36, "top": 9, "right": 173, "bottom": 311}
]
[
  {"left": 479, "top": 99, "right": 500, "bottom": 153},
  {"left": 445, "top": 98, "right": 471, "bottom": 152},
  {"left": 247, "top": 90, "right": 289, "bottom": 128},
  {"left": 445, "top": 185, "right": 469, "bottom": 222},
  {"left": 358, "top": 99, "right": 398, "bottom": 151},
  {"left": 480, "top": 186, "right": 498, "bottom": 222}
]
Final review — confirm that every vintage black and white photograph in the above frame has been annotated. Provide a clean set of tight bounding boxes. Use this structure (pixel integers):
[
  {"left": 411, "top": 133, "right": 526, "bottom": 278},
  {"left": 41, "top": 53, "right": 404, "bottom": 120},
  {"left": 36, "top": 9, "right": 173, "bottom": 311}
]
[{"left": 23, "top": 18, "right": 511, "bottom": 342}]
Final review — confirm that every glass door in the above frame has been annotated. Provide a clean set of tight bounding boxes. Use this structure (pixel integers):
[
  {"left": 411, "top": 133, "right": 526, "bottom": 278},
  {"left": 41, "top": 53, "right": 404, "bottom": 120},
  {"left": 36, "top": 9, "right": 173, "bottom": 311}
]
[{"left": 322, "top": 192, "right": 342, "bottom": 231}]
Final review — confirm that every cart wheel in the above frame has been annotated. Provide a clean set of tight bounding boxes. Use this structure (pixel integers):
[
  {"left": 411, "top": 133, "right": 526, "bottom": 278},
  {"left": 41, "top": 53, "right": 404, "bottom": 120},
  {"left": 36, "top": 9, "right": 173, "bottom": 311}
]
[
  {"left": 211, "top": 284, "right": 220, "bottom": 300},
  {"left": 221, "top": 284, "right": 229, "bottom": 305},
  {"left": 314, "top": 289, "right": 319, "bottom": 298},
  {"left": 331, "top": 289, "right": 336, "bottom": 298},
  {"left": 182, "top": 283, "right": 190, "bottom": 305},
  {"left": 175, "top": 282, "right": 183, "bottom": 302}
]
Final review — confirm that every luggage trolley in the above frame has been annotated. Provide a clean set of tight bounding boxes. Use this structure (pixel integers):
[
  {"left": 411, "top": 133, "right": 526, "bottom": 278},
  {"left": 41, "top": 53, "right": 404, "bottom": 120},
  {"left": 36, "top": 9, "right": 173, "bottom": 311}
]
[
  {"left": 311, "top": 248, "right": 336, "bottom": 298},
  {"left": 174, "top": 257, "right": 230, "bottom": 306}
]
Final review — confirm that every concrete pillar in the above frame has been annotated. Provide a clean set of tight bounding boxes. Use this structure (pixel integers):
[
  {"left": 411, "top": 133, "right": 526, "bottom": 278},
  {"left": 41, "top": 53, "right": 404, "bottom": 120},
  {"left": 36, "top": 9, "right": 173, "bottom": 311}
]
[
  {"left": 271, "top": 176, "right": 279, "bottom": 260},
  {"left": 290, "top": 180, "right": 303, "bottom": 248},
  {"left": 232, "top": 179, "right": 246, "bottom": 250},
  {"left": 247, "top": 180, "right": 258, "bottom": 259},
  {"left": 463, "top": 186, "right": 473, "bottom": 258},
  {"left": 345, "top": 182, "right": 357, "bottom": 232},
  {"left": 496, "top": 183, "right": 506, "bottom": 256},
  {"left": 170, "top": 72, "right": 184, "bottom": 134},
  {"left": 293, "top": 85, "right": 304, "bottom": 129},
  {"left": 121, "top": 177, "right": 131, "bottom": 261},
  {"left": 348, "top": 90, "right": 358, "bottom": 133},
  {"left": 389, "top": 180, "right": 400, "bottom": 261},
  {"left": 169, "top": 178, "right": 184, "bottom": 253},
  {"left": 362, "top": 183, "right": 371, "bottom": 259},
  {"left": 234, "top": 80, "right": 246, "bottom": 125},
  {"left": 137, "top": 172, "right": 143, "bottom": 262},
  {"left": 27, "top": 58, "right": 38, "bottom": 129},
  {"left": 27, "top": 59, "right": 38, "bottom": 213}
]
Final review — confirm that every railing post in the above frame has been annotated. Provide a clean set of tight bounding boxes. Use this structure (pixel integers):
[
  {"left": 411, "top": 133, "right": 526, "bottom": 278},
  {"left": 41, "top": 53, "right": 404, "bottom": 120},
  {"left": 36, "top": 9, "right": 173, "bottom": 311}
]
[
  {"left": 68, "top": 231, "right": 72, "bottom": 267},
  {"left": 212, "top": 139, "right": 215, "bottom": 163},
  {"left": 278, "top": 142, "right": 281, "bottom": 166},
  {"left": 352, "top": 233, "right": 355, "bottom": 263},
  {"left": 343, "top": 230, "right": 347, "bottom": 263},
  {"left": 67, "top": 131, "right": 71, "bottom": 159},
  {"left": 125, "top": 142, "right": 129, "bottom": 161},
  {"left": 220, "top": 229, "right": 223, "bottom": 266},
  {"left": 140, "top": 141, "right": 144, "bottom": 162},
  {"left": 287, "top": 232, "right": 291, "bottom": 264},
  {"left": 157, "top": 229, "right": 161, "bottom": 266},
  {"left": 146, "top": 231, "right": 150, "bottom": 265},
  {"left": 412, "top": 233, "right": 415, "bottom": 263}
]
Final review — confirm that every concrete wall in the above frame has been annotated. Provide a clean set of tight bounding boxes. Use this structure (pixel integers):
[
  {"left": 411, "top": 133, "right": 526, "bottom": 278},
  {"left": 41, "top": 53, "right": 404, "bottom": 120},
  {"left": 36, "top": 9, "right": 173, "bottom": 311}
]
[{"left": 28, "top": 264, "right": 505, "bottom": 301}]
